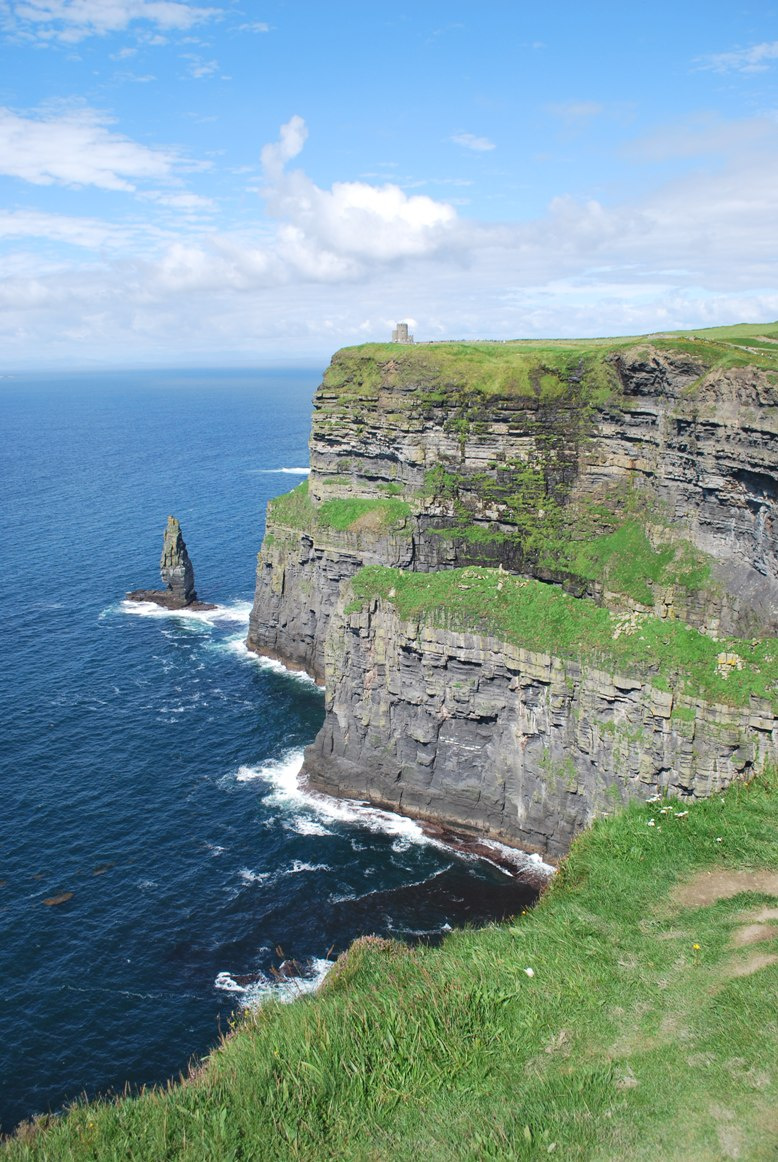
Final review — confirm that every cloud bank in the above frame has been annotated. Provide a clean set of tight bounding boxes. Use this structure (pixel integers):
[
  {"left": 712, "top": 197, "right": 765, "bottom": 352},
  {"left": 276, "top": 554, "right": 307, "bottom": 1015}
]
[{"left": 2, "top": 112, "right": 778, "bottom": 365}]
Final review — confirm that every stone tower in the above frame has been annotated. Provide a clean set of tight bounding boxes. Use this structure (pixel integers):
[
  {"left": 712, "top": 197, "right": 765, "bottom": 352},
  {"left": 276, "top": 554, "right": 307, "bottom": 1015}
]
[{"left": 391, "top": 322, "right": 414, "bottom": 344}]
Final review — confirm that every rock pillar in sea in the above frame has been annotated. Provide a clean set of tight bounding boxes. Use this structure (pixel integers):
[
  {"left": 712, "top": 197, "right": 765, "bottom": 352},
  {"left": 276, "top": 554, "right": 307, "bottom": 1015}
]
[{"left": 160, "top": 516, "right": 197, "bottom": 605}]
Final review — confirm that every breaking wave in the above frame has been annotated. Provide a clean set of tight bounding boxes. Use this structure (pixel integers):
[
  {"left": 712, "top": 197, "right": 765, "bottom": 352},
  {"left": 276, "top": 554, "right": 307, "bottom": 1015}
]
[
  {"left": 118, "top": 599, "right": 252, "bottom": 627},
  {"left": 235, "top": 751, "right": 431, "bottom": 845},
  {"left": 214, "top": 958, "right": 333, "bottom": 1007}
]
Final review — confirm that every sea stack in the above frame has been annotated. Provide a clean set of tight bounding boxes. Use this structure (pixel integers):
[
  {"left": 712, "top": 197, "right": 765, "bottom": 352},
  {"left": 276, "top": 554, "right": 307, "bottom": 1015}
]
[
  {"left": 128, "top": 516, "right": 216, "bottom": 610},
  {"left": 160, "top": 516, "right": 197, "bottom": 605}
]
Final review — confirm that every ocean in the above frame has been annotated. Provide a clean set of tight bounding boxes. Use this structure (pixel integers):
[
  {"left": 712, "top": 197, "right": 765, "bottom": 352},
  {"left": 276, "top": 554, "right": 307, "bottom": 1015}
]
[{"left": 0, "top": 369, "right": 538, "bottom": 1134}]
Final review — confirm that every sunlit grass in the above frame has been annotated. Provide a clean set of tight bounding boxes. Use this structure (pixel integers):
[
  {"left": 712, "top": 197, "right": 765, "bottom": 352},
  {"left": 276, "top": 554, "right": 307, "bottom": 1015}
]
[
  {"left": 5, "top": 774, "right": 777, "bottom": 1160},
  {"left": 350, "top": 565, "right": 778, "bottom": 710}
]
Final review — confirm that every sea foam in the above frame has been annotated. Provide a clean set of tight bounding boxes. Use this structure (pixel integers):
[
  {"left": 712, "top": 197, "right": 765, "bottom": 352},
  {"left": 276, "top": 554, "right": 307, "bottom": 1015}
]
[
  {"left": 247, "top": 466, "right": 310, "bottom": 475},
  {"left": 119, "top": 599, "right": 252, "bottom": 628},
  {"left": 214, "top": 958, "right": 333, "bottom": 1007},
  {"left": 236, "top": 751, "right": 431, "bottom": 846}
]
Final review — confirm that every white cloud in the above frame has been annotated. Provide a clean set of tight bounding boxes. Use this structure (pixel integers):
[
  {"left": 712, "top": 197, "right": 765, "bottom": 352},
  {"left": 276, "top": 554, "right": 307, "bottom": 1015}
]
[
  {"left": 3, "top": 0, "right": 221, "bottom": 42},
  {"left": 3, "top": 112, "right": 778, "bottom": 365},
  {"left": 0, "top": 105, "right": 196, "bottom": 190},
  {"left": 237, "top": 20, "right": 268, "bottom": 33},
  {"left": 625, "top": 113, "right": 772, "bottom": 161},
  {"left": 0, "top": 208, "right": 124, "bottom": 247},
  {"left": 182, "top": 53, "right": 219, "bottom": 77},
  {"left": 698, "top": 40, "right": 778, "bottom": 74},
  {"left": 261, "top": 117, "right": 458, "bottom": 272},
  {"left": 259, "top": 114, "right": 308, "bottom": 179},
  {"left": 139, "top": 189, "right": 215, "bottom": 210},
  {"left": 451, "top": 132, "right": 495, "bottom": 152}
]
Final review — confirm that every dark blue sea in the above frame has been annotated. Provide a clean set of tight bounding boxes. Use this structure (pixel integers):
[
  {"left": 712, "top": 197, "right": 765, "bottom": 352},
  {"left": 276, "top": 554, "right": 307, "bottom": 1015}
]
[{"left": 0, "top": 369, "right": 538, "bottom": 1134}]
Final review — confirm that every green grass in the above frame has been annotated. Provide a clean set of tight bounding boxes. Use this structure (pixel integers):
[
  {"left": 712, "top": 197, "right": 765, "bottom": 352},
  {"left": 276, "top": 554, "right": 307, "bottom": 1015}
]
[
  {"left": 267, "top": 478, "right": 316, "bottom": 531},
  {"left": 318, "top": 497, "right": 411, "bottom": 532},
  {"left": 320, "top": 322, "right": 778, "bottom": 408},
  {"left": 322, "top": 342, "right": 623, "bottom": 404},
  {"left": 561, "top": 520, "right": 712, "bottom": 606},
  {"left": 266, "top": 481, "right": 411, "bottom": 537},
  {"left": 6, "top": 774, "right": 778, "bottom": 1160},
  {"left": 349, "top": 566, "right": 778, "bottom": 710}
]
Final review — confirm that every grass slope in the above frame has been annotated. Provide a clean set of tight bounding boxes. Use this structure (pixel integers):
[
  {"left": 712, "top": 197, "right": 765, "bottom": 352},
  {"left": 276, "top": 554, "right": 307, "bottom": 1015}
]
[
  {"left": 267, "top": 480, "right": 411, "bottom": 537},
  {"left": 5, "top": 776, "right": 778, "bottom": 1160},
  {"left": 350, "top": 565, "right": 778, "bottom": 710}
]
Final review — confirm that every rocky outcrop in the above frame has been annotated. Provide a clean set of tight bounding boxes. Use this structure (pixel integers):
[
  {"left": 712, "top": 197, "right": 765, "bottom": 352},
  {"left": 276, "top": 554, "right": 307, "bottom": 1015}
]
[
  {"left": 304, "top": 593, "right": 777, "bottom": 859},
  {"left": 247, "top": 520, "right": 414, "bottom": 682},
  {"left": 128, "top": 515, "right": 215, "bottom": 610},
  {"left": 160, "top": 515, "right": 196, "bottom": 604}
]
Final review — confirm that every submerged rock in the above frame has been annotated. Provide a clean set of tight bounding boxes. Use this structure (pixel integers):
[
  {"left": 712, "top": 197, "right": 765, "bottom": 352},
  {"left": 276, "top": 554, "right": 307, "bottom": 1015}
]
[
  {"left": 128, "top": 515, "right": 216, "bottom": 610},
  {"left": 42, "top": 892, "right": 74, "bottom": 907}
]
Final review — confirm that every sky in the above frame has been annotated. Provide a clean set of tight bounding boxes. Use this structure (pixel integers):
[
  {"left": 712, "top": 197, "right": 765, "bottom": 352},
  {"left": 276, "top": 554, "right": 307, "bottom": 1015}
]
[{"left": 1, "top": 0, "right": 778, "bottom": 367}]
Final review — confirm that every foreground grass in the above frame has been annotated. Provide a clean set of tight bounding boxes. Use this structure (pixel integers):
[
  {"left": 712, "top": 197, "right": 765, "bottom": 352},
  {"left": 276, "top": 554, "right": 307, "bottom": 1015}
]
[
  {"left": 5, "top": 775, "right": 778, "bottom": 1161},
  {"left": 351, "top": 565, "right": 778, "bottom": 711}
]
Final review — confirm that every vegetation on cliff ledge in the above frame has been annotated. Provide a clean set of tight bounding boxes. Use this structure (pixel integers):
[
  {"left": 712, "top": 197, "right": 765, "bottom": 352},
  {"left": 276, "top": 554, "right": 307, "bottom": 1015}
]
[
  {"left": 350, "top": 565, "right": 778, "bottom": 711},
  {"left": 267, "top": 480, "right": 411, "bottom": 537},
  {"left": 5, "top": 773, "right": 777, "bottom": 1160}
]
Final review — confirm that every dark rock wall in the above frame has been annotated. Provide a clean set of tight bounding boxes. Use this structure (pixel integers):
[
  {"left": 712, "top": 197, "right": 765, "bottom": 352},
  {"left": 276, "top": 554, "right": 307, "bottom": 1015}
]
[{"left": 304, "top": 596, "right": 777, "bottom": 858}]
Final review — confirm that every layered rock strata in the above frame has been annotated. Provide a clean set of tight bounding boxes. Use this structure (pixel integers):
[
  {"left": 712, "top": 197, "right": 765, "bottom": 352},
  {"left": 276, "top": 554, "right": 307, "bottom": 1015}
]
[
  {"left": 304, "top": 593, "right": 777, "bottom": 859},
  {"left": 247, "top": 339, "right": 778, "bottom": 853}
]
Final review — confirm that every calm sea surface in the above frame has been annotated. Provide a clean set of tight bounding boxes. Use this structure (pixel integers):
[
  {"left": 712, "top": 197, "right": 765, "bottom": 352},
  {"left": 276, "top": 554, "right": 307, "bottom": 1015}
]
[{"left": 0, "top": 369, "right": 536, "bottom": 1133}]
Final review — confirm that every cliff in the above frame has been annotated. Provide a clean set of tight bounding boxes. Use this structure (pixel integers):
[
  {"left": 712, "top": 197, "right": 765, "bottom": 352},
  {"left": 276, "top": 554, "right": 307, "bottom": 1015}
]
[{"left": 248, "top": 326, "right": 778, "bottom": 855}]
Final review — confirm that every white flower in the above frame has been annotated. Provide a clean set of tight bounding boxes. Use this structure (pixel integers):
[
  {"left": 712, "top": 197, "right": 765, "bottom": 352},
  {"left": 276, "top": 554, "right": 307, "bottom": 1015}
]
[
  {"left": 646, "top": 819, "right": 656, "bottom": 827},
  {"left": 524, "top": 967, "right": 535, "bottom": 977}
]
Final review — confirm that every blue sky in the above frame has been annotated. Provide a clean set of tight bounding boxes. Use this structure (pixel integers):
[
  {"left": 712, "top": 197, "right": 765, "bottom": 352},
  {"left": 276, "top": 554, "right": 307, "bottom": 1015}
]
[{"left": 1, "top": 0, "right": 777, "bottom": 366}]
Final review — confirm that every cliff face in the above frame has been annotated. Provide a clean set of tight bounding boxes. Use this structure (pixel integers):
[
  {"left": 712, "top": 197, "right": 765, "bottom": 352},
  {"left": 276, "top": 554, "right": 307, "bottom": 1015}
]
[
  {"left": 248, "top": 334, "right": 778, "bottom": 854},
  {"left": 247, "top": 523, "right": 413, "bottom": 683},
  {"left": 304, "top": 592, "right": 776, "bottom": 858}
]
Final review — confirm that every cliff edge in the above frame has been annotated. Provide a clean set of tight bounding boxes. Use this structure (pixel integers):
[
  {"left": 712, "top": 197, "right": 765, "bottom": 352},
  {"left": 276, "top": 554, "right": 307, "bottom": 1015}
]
[{"left": 248, "top": 326, "right": 778, "bottom": 855}]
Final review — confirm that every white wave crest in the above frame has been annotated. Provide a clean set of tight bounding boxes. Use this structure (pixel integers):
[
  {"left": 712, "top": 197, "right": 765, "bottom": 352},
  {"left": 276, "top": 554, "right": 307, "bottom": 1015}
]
[
  {"left": 479, "top": 839, "right": 556, "bottom": 877},
  {"left": 215, "top": 958, "right": 333, "bottom": 1008},
  {"left": 237, "top": 859, "right": 329, "bottom": 892},
  {"left": 236, "top": 751, "right": 431, "bottom": 846},
  {"left": 248, "top": 466, "right": 310, "bottom": 475},
  {"left": 120, "top": 599, "right": 252, "bottom": 628},
  {"left": 239, "top": 868, "right": 271, "bottom": 885},
  {"left": 286, "top": 817, "right": 332, "bottom": 837},
  {"left": 214, "top": 971, "right": 247, "bottom": 993}
]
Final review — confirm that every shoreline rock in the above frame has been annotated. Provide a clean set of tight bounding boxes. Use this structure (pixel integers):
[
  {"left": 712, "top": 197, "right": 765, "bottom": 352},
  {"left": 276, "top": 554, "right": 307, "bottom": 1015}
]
[{"left": 126, "top": 589, "right": 217, "bottom": 612}]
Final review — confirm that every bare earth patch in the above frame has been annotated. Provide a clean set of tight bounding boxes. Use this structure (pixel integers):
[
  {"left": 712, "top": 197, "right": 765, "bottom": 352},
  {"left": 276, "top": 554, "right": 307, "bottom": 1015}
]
[
  {"left": 740, "top": 905, "right": 778, "bottom": 923},
  {"left": 670, "top": 869, "right": 778, "bottom": 909},
  {"left": 731, "top": 923, "right": 778, "bottom": 947},
  {"left": 726, "top": 952, "right": 778, "bottom": 979}
]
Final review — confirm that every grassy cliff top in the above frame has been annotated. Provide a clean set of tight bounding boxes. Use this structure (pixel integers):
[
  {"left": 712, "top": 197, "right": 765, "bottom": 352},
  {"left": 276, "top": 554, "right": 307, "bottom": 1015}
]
[
  {"left": 350, "top": 565, "right": 778, "bottom": 711},
  {"left": 5, "top": 772, "right": 778, "bottom": 1159},
  {"left": 321, "top": 321, "right": 778, "bottom": 401}
]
